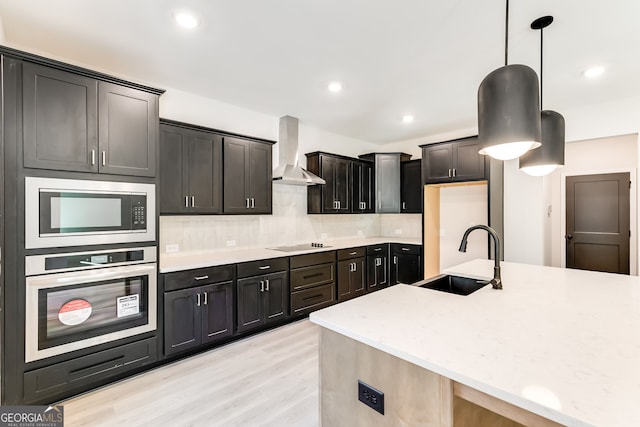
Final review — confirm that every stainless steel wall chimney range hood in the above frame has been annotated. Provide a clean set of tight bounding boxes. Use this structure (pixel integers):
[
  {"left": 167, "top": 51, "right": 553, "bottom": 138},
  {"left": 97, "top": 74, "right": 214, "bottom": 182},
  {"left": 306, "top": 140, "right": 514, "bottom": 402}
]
[{"left": 273, "top": 115, "right": 326, "bottom": 186}]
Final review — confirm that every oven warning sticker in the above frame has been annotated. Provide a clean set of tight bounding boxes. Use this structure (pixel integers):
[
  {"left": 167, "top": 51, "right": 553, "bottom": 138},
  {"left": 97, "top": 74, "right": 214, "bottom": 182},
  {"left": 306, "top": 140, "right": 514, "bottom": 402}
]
[
  {"left": 117, "top": 294, "right": 140, "bottom": 318},
  {"left": 58, "top": 299, "right": 92, "bottom": 326}
]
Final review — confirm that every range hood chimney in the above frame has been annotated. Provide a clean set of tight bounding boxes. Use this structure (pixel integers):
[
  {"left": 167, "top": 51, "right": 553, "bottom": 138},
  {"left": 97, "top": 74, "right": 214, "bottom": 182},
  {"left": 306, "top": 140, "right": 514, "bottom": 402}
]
[{"left": 273, "top": 115, "right": 326, "bottom": 186}]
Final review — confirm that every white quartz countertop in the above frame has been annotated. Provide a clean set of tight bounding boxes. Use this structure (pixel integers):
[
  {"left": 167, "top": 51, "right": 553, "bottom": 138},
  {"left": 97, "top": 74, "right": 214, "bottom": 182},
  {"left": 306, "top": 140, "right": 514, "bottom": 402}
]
[
  {"left": 310, "top": 259, "right": 640, "bottom": 427},
  {"left": 159, "top": 236, "right": 422, "bottom": 273}
]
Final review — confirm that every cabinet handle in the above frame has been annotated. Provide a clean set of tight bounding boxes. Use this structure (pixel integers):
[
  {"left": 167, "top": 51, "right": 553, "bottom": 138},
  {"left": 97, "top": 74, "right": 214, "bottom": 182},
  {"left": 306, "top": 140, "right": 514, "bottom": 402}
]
[
  {"left": 349, "top": 251, "right": 357, "bottom": 256},
  {"left": 375, "top": 258, "right": 381, "bottom": 267},
  {"left": 402, "top": 202, "right": 406, "bottom": 210},
  {"left": 303, "top": 272, "right": 323, "bottom": 280},
  {"left": 453, "top": 168, "right": 457, "bottom": 177},
  {"left": 303, "top": 293, "right": 323, "bottom": 301},
  {"left": 401, "top": 247, "right": 410, "bottom": 251},
  {"left": 203, "top": 291, "right": 208, "bottom": 305},
  {"left": 196, "top": 293, "right": 201, "bottom": 306},
  {"left": 191, "top": 196, "right": 195, "bottom": 207},
  {"left": 194, "top": 275, "right": 209, "bottom": 281},
  {"left": 258, "top": 265, "right": 271, "bottom": 270},
  {"left": 265, "top": 279, "right": 270, "bottom": 291},
  {"left": 251, "top": 198, "right": 255, "bottom": 209},
  {"left": 246, "top": 198, "right": 250, "bottom": 208},
  {"left": 91, "top": 149, "right": 96, "bottom": 165},
  {"left": 448, "top": 168, "right": 452, "bottom": 178},
  {"left": 185, "top": 196, "right": 189, "bottom": 208},
  {"left": 260, "top": 280, "right": 264, "bottom": 292},
  {"left": 394, "top": 256, "right": 398, "bottom": 264},
  {"left": 101, "top": 151, "right": 106, "bottom": 166},
  {"left": 374, "top": 248, "right": 382, "bottom": 252}
]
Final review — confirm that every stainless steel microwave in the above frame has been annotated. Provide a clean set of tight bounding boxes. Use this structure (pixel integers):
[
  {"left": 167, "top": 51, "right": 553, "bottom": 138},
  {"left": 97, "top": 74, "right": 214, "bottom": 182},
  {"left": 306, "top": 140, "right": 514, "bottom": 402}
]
[{"left": 25, "top": 177, "right": 156, "bottom": 249}]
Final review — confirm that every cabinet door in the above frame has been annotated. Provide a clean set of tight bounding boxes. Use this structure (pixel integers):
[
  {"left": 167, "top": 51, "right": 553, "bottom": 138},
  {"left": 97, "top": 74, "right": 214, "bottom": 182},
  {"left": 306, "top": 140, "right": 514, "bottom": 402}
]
[
  {"left": 248, "top": 141, "right": 272, "bottom": 213},
  {"left": 23, "top": 62, "right": 98, "bottom": 172},
  {"left": 352, "top": 258, "right": 366, "bottom": 297},
  {"left": 236, "top": 276, "right": 264, "bottom": 332},
  {"left": 423, "top": 144, "right": 453, "bottom": 184},
  {"left": 164, "top": 288, "right": 200, "bottom": 355},
  {"left": 367, "top": 255, "right": 388, "bottom": 291},
  {"left": 321, "top": 156, "right": 338, "bottom": 212},
  {"left": 263, "top": 272, "right": 288, "bottom": 324},
  {"left": 159, "top": 124, "right": 189, "bottom": 214},
  {"left": 334, "top": 158, "right": 351, "bottom": 212},
  {"left": 393, "top": 253, "right": 422, "bottom": 285},
  {"left": 352, "top": 161, "right": 374, "bottom": 213},
  {"left": 223, "top": 137, "right": 250, "bottom": 213},
  {"left": 337, "top": 259, "right": 353, "bottom": 301},
  {"left": 401, "top": 160, "right": 422, "bottom": 213},
  {"left": 98, "top": 82, "right": 158, "bottom": 177},
  {"left": 376, "top": 154, "right": 401, "bottom": 213},
  {"left": 452, "top": 138, "right": 486, "bottom": 182},
  {"left": 201, "top": 281, "right": 234, "bottom": 344},
  {"left": 189, "top": 131, "right": 222, "bottom": 214}
]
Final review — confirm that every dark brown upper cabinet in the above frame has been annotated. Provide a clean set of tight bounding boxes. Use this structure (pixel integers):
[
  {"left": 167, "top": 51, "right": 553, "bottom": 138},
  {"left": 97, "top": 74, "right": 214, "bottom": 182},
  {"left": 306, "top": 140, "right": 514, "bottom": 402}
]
[
  {"left": 223, "top": 136, "right": 273, "bottom": 214},
  {"left": 306, "top": 152, "right": 351, "bottom": 214},
  {"left": 421, "top": 136, "right": 487, "bottom": 184},
  {"left": 351, "top": 160, "right": 375, "bottom": 213},
  {"left": 159, "top": 121, "right": 223, "bottom": 214},
  {"left": 359, "top": 153, "right": 411, "bottom": 213},
  {"left": 22, "top": 61, "right": 159, "bottom": 177},
  {"left": 401, "top": 159, "right": 422, "bottom": 213}
]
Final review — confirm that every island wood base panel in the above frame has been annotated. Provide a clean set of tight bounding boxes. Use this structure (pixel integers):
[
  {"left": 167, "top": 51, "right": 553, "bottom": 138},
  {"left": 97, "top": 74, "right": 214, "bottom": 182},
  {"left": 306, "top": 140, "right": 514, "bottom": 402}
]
[{"left": 319, "top": 328, "right": 563, "bottom": 427}]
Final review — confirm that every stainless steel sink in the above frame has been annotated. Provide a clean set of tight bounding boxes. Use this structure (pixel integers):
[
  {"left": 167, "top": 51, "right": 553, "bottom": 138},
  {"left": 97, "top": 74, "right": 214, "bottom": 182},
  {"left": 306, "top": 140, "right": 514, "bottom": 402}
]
[{"left": 417, "top": 274, "right": 489, "bottom": 296}]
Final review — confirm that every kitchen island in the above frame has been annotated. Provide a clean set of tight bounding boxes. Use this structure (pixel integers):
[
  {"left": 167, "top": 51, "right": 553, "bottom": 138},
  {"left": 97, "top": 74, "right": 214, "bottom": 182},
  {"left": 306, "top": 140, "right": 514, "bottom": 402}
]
[{"left": 310, "top": 259, "right": 640, "bottom": 426}]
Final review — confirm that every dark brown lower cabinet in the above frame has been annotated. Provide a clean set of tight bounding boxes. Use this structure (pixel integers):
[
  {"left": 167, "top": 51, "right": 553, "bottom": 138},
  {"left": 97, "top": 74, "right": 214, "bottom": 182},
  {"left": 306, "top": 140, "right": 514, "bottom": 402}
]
[
  {"left": 290, "top": 251, "right": 337, "bottom": 315},
  {"left": 237, "top": 271, "right": 288, "bottom": 333},
  {"left": 337, "top": 247, "right": 366, "bottom": 301},
  {"left": 164, "top": 281, "right": 234, "bottom": 356},
  {"left": 367, "top": 244, "right": 389, "bottom": 292},
  {"left": 390, "top": 244, "right": 423, "bottom": 285}
]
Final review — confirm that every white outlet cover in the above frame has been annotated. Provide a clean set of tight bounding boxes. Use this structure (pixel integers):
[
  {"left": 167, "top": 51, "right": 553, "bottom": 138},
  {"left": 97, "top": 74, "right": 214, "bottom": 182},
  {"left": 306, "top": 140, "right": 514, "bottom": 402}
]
[
  {"left": 227, "top": 240, "right": 236, "bottom": 247},
  {"left": 320, "top": 233, "right": 328, "bottom": 239},
  {"left": 166, "top": 244, "right": 179, "bottom": 253}
]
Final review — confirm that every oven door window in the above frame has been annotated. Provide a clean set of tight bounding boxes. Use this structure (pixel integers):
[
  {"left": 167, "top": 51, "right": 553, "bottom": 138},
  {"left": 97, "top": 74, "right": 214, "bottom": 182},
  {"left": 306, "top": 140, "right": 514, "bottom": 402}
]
[
  {"left": 38, "top": 275, "right": 148, "bottom": 350},
  {"left": 39, "top": 191, "right": 133, "bottom": 235}
]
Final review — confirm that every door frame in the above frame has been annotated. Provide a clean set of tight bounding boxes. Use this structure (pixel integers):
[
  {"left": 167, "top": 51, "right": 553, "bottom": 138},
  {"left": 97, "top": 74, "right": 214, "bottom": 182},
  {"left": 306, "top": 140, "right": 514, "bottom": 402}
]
[{"left": 559, "top": 167, "right": 637, "bottom": 274}]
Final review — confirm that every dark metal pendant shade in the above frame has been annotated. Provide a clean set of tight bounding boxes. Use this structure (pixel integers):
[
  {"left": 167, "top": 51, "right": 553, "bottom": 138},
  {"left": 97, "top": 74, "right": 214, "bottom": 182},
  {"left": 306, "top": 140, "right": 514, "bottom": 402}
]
[
  {"left": 519, "top": 110, "right": 565, "bottom": 175},
  {"left": 478, "top": 64, "right": 542, "bottom": 160}
]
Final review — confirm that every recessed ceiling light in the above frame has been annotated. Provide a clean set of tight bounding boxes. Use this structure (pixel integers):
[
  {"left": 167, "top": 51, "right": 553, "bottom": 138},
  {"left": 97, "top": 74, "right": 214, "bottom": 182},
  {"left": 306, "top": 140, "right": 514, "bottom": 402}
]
[
  {"left": 328, "top": 82, "right": 342, "bottom": 93},
  {"left": 402, "top": 115, "right": 414, "bottom": 123},
  {"left": 174, "top": 11, "right": 199, "bottom": 29},
  {"left": 583, "top": 66, "right": 605, "bottom": 78}
]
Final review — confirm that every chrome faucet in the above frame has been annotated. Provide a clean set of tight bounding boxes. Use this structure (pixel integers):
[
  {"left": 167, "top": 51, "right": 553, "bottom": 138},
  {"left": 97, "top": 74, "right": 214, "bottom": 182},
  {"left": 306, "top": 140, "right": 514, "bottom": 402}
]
[{"left": 458, "top": 225, "right": 502, "bottom": 290}]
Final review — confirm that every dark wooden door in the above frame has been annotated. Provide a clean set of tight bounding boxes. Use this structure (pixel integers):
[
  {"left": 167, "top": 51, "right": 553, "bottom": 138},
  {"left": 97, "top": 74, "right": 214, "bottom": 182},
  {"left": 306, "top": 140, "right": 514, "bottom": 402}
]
[
  {"left": 401, "top": 160, "right": 422, "bottom": 213},
  {"left": 452, "top": 137, "right": 485, "bottom": 182},
  {"left": 22, "top": 62, "right": 98, "bottom": 173},
  {"left": 367, "top": 255, "right": 388, "bottom": 291},
  {"left": 566, "top": 173, "right": 630, "bottom": 274},
  {"left": 351, "top": 161, "right": 374, "bottom": 213},
  {"left": 352, "top": 258, "right": 366, "bottom": 296},
  {"left": 376, "top": 154, "right": 401, "bottom": 213},
  {"left": 337, "top": 259, "right": 353, "bottom": 301},
  {"left": 248, "top": 141, "right": 272, "bottom": 213},
  {"left": 263, "top": 272, "right": 288, "bottom": 324},
  {"left": 164, "top": 288, "right": 200, "bottom": 355},
  {"left": 189, "top": 131, "right": 222, "bottom": 214},
  {"left": 201, "top": 281, "right": 234, "bottom": 344},
  {"left": 334, "top": 158, "right": 351, "bottom": 212},
  {"left": 159, "top": 124, "right": 189, "bottom": 214},
  {"left": 321, "top": 156, "right": 338, "bottom": 212},
  {"left": 98, "top": 82, "right": 157, "bottom": 177},
  {"left": 223, "top": 137, "right": 250, "bottom": 213},
  {"left": 236, "top": 276, "right": 264, "bottom": 332},
  {"left": 423, "top": 144, "right": 452, "bottom": 183}
]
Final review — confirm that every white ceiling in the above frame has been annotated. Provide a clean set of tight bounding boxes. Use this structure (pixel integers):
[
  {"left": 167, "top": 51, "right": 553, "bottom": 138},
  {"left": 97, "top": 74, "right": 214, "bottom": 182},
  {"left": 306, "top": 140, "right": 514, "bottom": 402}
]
[{"left": 1, "top": 0, "right": 639, "bottom": 144}]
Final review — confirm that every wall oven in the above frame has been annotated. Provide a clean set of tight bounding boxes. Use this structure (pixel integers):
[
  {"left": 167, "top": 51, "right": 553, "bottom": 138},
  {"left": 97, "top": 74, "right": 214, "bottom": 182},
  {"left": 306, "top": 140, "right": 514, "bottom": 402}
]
[
  {"left": 25, "top": 247, "right": 157, "bottom": 362},
  {"left": 25, "top": 177, "right": 155, "bottom": 249}
]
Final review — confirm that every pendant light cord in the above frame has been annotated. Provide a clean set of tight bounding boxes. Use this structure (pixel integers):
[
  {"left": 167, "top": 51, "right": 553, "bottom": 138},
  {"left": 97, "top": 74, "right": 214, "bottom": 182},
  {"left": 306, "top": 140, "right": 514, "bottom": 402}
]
[
  {"left": 540, "top": 27, "right": 544, "bottom": 109},
  {"left": 504, "top": 0, "right": 509, "bottom": 66}
]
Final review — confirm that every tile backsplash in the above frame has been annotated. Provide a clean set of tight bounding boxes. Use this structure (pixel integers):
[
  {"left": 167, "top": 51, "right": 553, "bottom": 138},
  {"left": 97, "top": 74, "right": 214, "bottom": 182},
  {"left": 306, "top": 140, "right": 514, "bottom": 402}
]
[{"left": 160, "top": 185, "right": 422, "bottom": 254}]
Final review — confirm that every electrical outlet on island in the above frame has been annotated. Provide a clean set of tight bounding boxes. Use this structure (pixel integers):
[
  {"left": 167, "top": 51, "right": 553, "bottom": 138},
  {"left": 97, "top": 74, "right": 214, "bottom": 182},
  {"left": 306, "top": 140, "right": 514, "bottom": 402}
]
[{"left": 165, "top": 244, "right": 179, "bottom": 253}]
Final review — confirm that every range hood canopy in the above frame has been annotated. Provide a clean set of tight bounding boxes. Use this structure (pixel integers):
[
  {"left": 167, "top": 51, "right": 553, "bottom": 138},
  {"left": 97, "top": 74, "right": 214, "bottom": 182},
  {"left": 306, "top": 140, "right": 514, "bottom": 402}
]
[{"left": 273, "top": 115, "right": 326, "bottom": 186}]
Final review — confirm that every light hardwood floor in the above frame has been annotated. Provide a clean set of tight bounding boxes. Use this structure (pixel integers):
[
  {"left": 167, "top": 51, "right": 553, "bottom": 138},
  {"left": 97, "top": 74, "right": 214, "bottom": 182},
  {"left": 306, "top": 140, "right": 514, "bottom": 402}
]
[{"left": 60, "top": 320, "right": 320, "bottom": 427}]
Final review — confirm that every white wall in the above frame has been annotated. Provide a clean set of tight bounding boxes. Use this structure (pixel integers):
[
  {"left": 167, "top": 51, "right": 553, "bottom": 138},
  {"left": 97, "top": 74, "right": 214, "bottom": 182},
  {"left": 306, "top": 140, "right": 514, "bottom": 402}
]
[{"left": 547, "top": 134, "right": 638, "bottom": 274}]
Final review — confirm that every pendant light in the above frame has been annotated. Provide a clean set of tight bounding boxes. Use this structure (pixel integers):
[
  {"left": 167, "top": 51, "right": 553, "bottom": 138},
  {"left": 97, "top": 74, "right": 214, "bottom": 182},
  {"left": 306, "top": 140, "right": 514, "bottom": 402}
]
[
  {"left": 477, "top": 0, "right": 541, "bottom": 161},
  {"left": 519, "top": 16, "right": 565, "bottom": 176}
]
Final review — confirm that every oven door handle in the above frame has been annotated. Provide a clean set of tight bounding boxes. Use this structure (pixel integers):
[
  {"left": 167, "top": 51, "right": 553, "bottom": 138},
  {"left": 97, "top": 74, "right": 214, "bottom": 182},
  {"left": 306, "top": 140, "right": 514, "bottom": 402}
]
[{"left": 25, "top": 263, "right": 157, "bottom": 288}]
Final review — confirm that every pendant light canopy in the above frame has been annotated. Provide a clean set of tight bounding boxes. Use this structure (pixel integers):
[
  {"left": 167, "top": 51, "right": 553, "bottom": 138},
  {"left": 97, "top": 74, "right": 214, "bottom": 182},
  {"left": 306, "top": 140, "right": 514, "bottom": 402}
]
[
  {"left": 519, "top": 16, "right": 566, "bottom": 176},
  {"left": 477, "top": 0, "right": 541, "bottom": 161}
]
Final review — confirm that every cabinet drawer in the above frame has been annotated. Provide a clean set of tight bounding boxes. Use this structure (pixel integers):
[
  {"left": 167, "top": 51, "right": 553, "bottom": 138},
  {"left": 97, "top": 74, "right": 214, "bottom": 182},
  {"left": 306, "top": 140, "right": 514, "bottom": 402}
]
[
  {"left": 290, "top": 263, "right": 335, "bottom": 291},
  {"left": 23, "top": 337, "right": 157, "bottom": 403},
  {"left": 237, "top": 257, "right": 288, "bottom": 279},
  {"left": 337, "top": 247, "right": 366, "bottom": 261},
  {"left": 367, "top": 244, "right": 389, "bottom": 256},
  {"left": 391, "top": 243, "right": 421, "bottom": 256},
  {"left": 163, "top": 265, "right": 234, "bottom": 291},
  {"left": 290, "top": 250, "right": 336, "bottom": 269},
  {"left": 291, "top": 283, "right": 336, "bottom": 315}
]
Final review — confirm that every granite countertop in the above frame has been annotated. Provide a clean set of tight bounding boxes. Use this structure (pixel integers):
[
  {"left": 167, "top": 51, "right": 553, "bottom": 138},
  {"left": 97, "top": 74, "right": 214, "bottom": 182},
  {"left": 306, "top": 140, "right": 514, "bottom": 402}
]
[
  {"left": 159, "top": 236, "right": 422, "bottom": 273},
  {"left": 309, "top": 259, "right": 640, "bottom": 427}
]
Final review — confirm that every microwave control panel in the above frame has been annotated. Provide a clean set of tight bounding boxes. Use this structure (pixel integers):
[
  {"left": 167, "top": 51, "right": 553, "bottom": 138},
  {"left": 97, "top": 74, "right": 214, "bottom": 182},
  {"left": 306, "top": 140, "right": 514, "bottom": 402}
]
[{"left": 131, "top": 196, "right": 146, "bottom": 229}]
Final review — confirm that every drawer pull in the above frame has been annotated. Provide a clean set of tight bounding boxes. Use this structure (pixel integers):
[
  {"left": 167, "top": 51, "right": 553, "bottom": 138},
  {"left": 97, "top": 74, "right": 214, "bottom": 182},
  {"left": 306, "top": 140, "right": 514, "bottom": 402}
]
[
  {"left": 303, "top": 293, "right": 323, "bottom": 301},
  {"left": 303, "top": 273, "right": 324, "bottom": 279},
  {"left": 374, "top": 248, "right": 382, "bottom": 252},
  {"left": 194, "top": 275, "right": 209, "bottom": 281},
  {"left": 70, "top": 356, "right": 123, "bottom": 375},
  {"left": 401, "top": 248, "right": 410, "bottom": 251},
  {"left": 258, "top": 265, "right": 271, "bottom": 270},
  {"left": 349, "top": 251, "right": 357, "bottom": 256}
]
